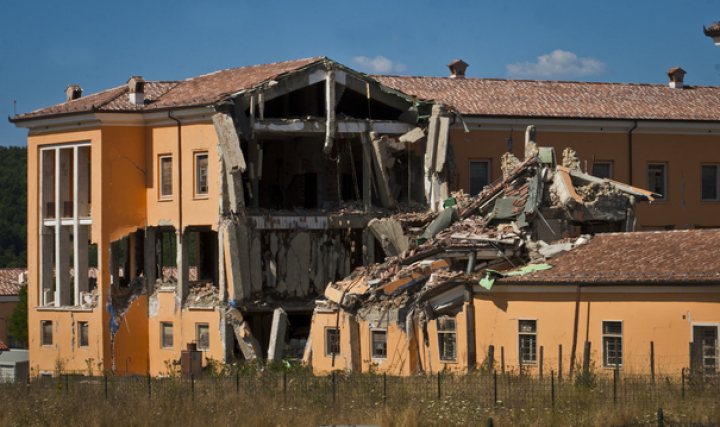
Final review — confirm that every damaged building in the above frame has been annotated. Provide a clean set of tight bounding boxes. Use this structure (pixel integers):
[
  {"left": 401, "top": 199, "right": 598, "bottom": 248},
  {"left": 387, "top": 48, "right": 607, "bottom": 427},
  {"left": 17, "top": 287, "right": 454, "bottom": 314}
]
[{"left": 12, "top": 57, "right": 720, "bottom": 377}]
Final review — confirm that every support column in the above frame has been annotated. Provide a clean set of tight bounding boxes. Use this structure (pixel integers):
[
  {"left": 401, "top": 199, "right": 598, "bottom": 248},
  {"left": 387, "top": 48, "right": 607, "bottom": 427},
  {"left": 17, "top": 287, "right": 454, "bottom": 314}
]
[
  {"left": 133, "top": 229, "right": 144, "bottom": 278},
  {"left": 156, "top": 232, "right": 164, "bottom": 280},
  {"left": 74, "top": 146, "right": 90, "bottom": 305},
  {"left": 249, "top": 140, "right": 259, "bottom": 208},
  {"left": 144, "top": 226, "right": 157, "bottom": 294},
  {"left": 268, "top": 308, "right": 288, "bottom": 362},
  {"left": 323, "top": 68, "right": 337, "bottom": 154},
  {"left": 361, "top": 134, "right": 372, "bottom": 211},
  {"left": 123, "top": 236, "right": 132, "bottom": 282},
  {"left": 218, "top": 225, "right": 226, "bottom": 302},
  {"left": 176, "top": 230, "right": 190, "bottom": 302}
]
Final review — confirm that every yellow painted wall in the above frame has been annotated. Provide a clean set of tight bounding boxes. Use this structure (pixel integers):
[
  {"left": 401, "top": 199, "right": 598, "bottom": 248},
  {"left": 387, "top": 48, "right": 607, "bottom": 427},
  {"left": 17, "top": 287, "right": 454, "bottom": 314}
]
[
  {"left": 450, "top": 128, "right": 720, "bottom": 229},
  {"left": 148, "top": 291, "right": 225, "bottom": 377},
  {"left": 472, "top": 288, "right": 720, "bottom": 376}
]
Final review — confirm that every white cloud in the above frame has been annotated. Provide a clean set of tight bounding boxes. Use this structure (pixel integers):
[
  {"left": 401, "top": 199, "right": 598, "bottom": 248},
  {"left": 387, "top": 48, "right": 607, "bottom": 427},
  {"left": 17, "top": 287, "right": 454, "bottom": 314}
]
[
  {"left": 351, "top": 56, "right": 407, "bottom": 74},
  {"left": 505, "top": 50, "right": 608, "bottom": 79}
]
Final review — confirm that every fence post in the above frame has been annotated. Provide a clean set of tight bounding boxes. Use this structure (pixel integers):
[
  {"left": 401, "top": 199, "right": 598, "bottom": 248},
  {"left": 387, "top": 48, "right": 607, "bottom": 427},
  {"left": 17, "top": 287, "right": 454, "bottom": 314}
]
[
  {"left": 236, "top": 371, "right": 239, "bottom": 395},
  {"left": 650, "top": 341, "right": 655, "bottom": 384},
  {"left": 493, "top": 371, "right": 497, "bottom": 408},
  {"left": 437, "top": 372, "right": 441, "bottom": 400},
  {"left": 582, "top": 341, "right": 591, "bottom": 375},
  {"left": 283, "top": 372, "right": 287, "bottom": 402},
  {"left": 487, "top": 417, "right": 494, "bottom": 427},
  {"left": 681, "top": 368, "right": 685, "bottom": 401},
  {"left": 613, "top": 366, "right": 618, "bottom": 405},
  {"left": 500, "top": 347, "right": 505, "bottom": 375},
  {"left": 383, "top": 373, "right": 387, "bottom": 405},
  {"left": 147, "top": 374, "right": 151, "bottom": 398},
  {"left": 558, "top": 344, "right": 563, "bottom": 382},
  {"left": 191, "top": 374, "right": 195, "bottom": 401},
  {"left": 104, "top": 374, "right": 108, "bottom": 400},
  {"left": 551, "top": 370, "right": 555, "bottom": 408},
  {"left": 488, "top": 345, "right": 495, "bottom": 373},
  {"left": 539, "top": 346, "right": 544, "bottom": 379},
  {"left": 657, "top": 408, "right": 664, "bottom": 427}
]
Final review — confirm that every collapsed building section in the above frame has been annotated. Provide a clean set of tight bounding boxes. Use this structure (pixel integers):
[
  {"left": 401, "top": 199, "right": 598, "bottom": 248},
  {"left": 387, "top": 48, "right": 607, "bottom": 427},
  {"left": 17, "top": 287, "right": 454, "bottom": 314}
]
[{"left": 304, "top": 126, "right": 658, "bottom": 374}]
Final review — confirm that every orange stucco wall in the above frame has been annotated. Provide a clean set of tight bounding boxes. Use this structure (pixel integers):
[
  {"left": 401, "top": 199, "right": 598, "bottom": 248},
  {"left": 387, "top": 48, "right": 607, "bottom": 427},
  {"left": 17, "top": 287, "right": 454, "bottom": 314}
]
[{"left": 451, "top": 127, "right": 720, "bottom": 229}]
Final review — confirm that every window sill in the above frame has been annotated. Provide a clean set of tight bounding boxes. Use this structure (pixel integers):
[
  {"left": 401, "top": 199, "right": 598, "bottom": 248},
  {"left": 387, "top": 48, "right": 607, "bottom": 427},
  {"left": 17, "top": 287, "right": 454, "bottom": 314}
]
[
  {"left": 157, "top": 198, "right": 174, "bottom": 202},
  {"left": 193, "top": 195, "right": 209, "bottom": 200},
  {"left": 325, "top": 354, "right": 340, "bottom": 358},
  {"left": 371, "top": 357, "right": 387, "bottom": 362},
  {"left": 36, "top": 306, "right": 95, "bottom": 312},
  {"left": 602, "top": 365, "right": 624, "bottom": 370},
  {"left": 439, "top": 359, "right": 458, "bottom": 364}
]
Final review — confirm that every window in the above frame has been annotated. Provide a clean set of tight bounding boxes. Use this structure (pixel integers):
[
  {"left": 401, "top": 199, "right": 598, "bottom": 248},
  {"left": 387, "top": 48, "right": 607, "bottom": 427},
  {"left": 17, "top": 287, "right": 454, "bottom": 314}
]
[
  {"left": 518, "top": 320, "right": 537, "bottom": 365},
  {"left": 437, "top": 316, "right": 457, "bottom": 363},
  {"left": 602, "top": 321, "right": 623, "bottom": 368},
  {"left": 371, "top": 329, "right": 387, "bottom": 359},
  {"left": 196, "top": 323, "right": 209, "bottom": 350},
  {"left": 592, "top": 162, "right": 613, "bottom": 180},
  {"left": 693, "top": 325, "right": 718, "bottom": 373},
  {"left": 78, "top": 321, "right": 89, "bottom": 348},
  {"left": 160, "top": 156, "right": 173, "bottom": 198},
  {"left": 325, "top": 328, "right": 340, "bottom": 357},
  {"left": 469, "top": 160, "right": 490, "bottom": 196},
  {"left": 647, "top": 163, "right": 667, "bottom": 200},
  {"left": 161, "top": 322, "right": 174, "bottom": 349},
  {"left": 41, "top": 321, "right": 53, "bottom": 346},
  {"left": 195, "top": 153, "right": 209, "bottom": 196},
  {"left": 701, "top": 165, "right": 719, "bottom": 201}
]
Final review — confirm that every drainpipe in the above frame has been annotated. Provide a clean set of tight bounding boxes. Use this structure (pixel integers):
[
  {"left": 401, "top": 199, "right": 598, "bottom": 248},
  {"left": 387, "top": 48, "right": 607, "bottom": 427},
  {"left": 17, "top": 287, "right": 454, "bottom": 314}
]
[{"left": 627, "top": 121, "right": 637, "bottom": 185}]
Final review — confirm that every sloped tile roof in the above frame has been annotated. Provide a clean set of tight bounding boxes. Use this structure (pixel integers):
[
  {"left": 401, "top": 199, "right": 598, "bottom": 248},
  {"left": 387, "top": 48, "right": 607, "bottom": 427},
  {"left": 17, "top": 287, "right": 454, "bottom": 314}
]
[
  {"left": 0, "top": 269, "right": 25, "bottom": 296},
  {"left": 500, "top": 229, "right": 720, "bottom": 284},
  {"left": 13, "top": 57, "right": 326, "bottom": 121},
  {"left": 374, "top": 75, "right": 720, "bottom": 121}
]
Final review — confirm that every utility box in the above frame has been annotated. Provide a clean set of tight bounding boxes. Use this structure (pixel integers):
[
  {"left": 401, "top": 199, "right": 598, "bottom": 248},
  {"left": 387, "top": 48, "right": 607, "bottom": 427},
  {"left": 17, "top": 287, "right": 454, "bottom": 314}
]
[{"left": 181, "top": 343, "right": 202, "bottom": 378}]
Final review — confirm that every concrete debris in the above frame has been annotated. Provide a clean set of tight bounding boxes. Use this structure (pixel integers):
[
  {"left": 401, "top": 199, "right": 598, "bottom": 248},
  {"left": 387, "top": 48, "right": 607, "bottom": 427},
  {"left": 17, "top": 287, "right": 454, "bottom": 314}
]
[
  {"left": 501, "top": 152, "right": 521, "bottom": 179},
  {"left": 562, "top": 147, "right": 581, "bottom": 171},
  {"left": 227, "top": 308, "right": 262, "bottom": 360},
  {"left": 267, "top": 308, "right": 288, "bottom": 362},
  {"left": 368, "top": 218, "right": 409, "bottom": 258}
]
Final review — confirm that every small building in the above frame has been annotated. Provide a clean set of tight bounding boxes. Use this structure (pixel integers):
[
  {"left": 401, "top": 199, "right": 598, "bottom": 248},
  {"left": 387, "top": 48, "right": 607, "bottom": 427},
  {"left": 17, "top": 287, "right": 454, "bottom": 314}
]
[{"left": 0, "top": 348, "right": 29, "bottom": 383}]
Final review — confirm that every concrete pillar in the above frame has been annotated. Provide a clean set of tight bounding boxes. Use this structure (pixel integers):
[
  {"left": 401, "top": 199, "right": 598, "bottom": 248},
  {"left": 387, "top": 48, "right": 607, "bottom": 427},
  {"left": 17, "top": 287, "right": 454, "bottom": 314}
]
[
  {"left": 73, "top": 146, "right": 90, "bottom": 305},
  {"left": 176, "top": 230, "right": 190, "bottom": 302},
  {"left": 55, "top": 148, "right": 71, "bottom": 307},
  {"left": 74, "top": 225, "right": 89, "bottom": 304},
  {"left": 144, "top": 226, "right": 157, "bottom": 293},
  {"left": 218, "top": 225, "right": 226, "bottom": 302},
  {"left": 156, "top": 232, "right": 164, "bottom": 280},
  {"left": 133, "top": 229, "right": 144, "bottom": 278},
  {"left": 267, "top": 308, "right": 288, "bottom": 362},
  {"left": 361, "top": 133, "right": 372, "bottom": 211},
  {"left": 249, "top": 141, "right": 259, "bottom": 208},
  {"left": 123, "top": 236, "right": 132, "bottom": 282},
  {"left": 40, "top": 227, "right": 53, "bottom": 306}
]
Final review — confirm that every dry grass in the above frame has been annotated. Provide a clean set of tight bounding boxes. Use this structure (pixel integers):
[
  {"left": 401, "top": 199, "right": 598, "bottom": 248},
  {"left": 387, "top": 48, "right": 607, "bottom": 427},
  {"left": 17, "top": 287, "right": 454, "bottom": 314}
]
[{"left": 0, "top": 374, "right": 718, "bottom": 427}]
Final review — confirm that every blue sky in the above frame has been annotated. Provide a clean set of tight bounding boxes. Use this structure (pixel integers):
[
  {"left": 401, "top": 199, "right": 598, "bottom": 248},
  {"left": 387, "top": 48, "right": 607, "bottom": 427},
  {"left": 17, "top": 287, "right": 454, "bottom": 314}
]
[{"left": 1, "top": 0, "right": 719, "bottom": 146}]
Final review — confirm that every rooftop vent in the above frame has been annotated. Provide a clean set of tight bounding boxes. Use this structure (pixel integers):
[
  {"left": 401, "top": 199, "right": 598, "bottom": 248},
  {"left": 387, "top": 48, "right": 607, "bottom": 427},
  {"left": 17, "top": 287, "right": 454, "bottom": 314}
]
[
  {"left": 666, "top": 67, "right": 686, "bottom": 89},
  {"left": 127, "top": 76, "right": 146, "bottom": 106},
  {"left": 65, "top": 85, "right": 82, "bottom": 101},
  {"left": 447, "top": 59, "right": 468, "bottom": 79}
]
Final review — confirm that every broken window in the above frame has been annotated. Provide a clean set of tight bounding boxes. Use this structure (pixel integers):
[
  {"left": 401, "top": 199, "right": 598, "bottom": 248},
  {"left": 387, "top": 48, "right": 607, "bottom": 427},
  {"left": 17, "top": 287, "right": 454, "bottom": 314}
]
[
  {"left": 469, "top": 160, "right": 490, "bottom": 196},
  {"left": 693, "top": 325, "right": 718, "bottom": 373},
  {"left": 647, "top": 163, "right": 667, "bottom": 200},
  {"left": 78, "top": 321, "right": 89, "bottom": 348},
  {"left": 592, "top": 162, "right": 612, "bottom": 180},
  {"left": 161, "top": 322, "right": 173, "bottom": 349},
  {"left": 196, "top": 323, "right": 209, "bottom": 350},
  {"left": 41, "top": 321, "right": 53, "bottom": 346},
  {"left": 602, "top": 321, "right": 623, "bottom": 368},
  {"left": 518, "top": 319, "right": 537, "bottom": 365},
  {"left": 437, "top": 316, "right": 457, "bottom": 363},
  {"left": 195, "top": 153, "right": 209, "bottom": 197},
  {"left": 325, "top": 327, "right": 340, "bottom": 357},
  {"left": 371, "top": 329, "right": 387, "bottom": 359},
  {"left": 160, "top": 155, "right": 173, "bottom": 198},
  {"left": 701, "top": 165, "right": 719, "bottom": 201}
]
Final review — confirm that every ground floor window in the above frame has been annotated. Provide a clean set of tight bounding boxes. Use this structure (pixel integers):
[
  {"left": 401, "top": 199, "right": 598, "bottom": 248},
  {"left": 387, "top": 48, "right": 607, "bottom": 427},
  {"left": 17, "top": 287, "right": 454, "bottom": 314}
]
[
  {"left": 518, "top": 319, "right": 537, "bottom": 365},
  {"left": 693, "top": 325, "right": 718, "bottom": 373},
  {"left": 196, "top": 323, "right": 209, "bottom": 350},
  {"left": 602, "top": 321, "right": 623, "bottom": 368},
  {"left": 161, "top": 322, "right": 174, "bottom": 349},
  {"left": 437, "top": 316, "right": 457, "bottom": 363},
  {"left": 41, "top": 321, "right": 52, "bottom": 346},
  {"left": 325, "top": 327, "right": 340, "bottom": 357},
  {"left": 78, "top": 321, "right": 89, "bottom": 348},
  {"left": 371, "top": 329, "right": 387, "bottom": 359}
]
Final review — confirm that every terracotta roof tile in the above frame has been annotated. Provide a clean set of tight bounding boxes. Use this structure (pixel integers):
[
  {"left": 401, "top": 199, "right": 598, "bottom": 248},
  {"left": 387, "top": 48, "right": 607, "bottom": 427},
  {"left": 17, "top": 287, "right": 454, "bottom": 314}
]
[
  {"left": 0, "top": 340, "right": 8, "bottom": 352},
  {"left": 0, "top": 269, "right": 25, "bottom": 296},
  {"left": 500, "top": 229, "right": 720, "bottom": 284},
  {"left": 14, "top": 57, "right": 326, "bottom": 121},
  {"left": 374, "top": 75, "right": 720, "bottom": 121}
]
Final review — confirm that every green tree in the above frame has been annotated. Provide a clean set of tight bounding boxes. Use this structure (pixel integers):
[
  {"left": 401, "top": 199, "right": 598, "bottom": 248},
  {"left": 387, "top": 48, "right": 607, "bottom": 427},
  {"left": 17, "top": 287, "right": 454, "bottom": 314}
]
[
  {"left": 0, "top": 146, "right": 27, "bottom": 268},
  {"left": 7, "top": 284, "right": 28, "bottom": 344}
]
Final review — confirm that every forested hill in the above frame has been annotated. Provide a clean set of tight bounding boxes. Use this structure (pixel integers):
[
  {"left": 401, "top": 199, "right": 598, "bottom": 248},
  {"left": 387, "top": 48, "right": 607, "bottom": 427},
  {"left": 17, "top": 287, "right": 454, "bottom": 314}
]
[{"left": 0, "top": 146, "right": 27, "bottom": 268}]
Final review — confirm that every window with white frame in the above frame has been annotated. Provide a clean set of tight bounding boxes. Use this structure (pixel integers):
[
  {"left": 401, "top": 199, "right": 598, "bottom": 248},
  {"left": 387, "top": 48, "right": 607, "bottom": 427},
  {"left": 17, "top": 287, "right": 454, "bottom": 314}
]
[
  {"left": 160, "top": 155, "right": 173, "bottom": 198},
  {"left": 701, "top": 165, "right": 719, "bottom": 201},
  {"left": 41, "top": 321, "right": 53, "bottom": 346},
  {"left": 371, "top": 329, "right": 387, "bottom": 359},
  {"left": 78, "top": 321, "right": 89, "bottom": 348},
  {"left": 692, "top": 325, "right": 718, "bottom": 373},
  {"left": 196, "top": 323, "right": 209, "bottom": 350},
  {"left": 437, "top": 316, "right": 457, "bottom": 363},
  {"left": 592, "top": 162, "right": 613, "bottom": 180},
  {"left": 161, "top": 322, "right": 174, "bottom": 349},
  {"left": 469, "top": 160, "right": 490, "bottom": 196},
  {"left": 647, "top": 163, "right": 667, "bottom": 200},
  {"left": 602, "top": 321, "right": 623, "bottom": 368},
  {"left": 518, "top": 319, "right": 537, "bottom": 365},
  {"left": 195, "top": 153, "right": 209, "bottom": 196},
  {"left": 325, "top": 327, "right": 340, "bottom": 357}
]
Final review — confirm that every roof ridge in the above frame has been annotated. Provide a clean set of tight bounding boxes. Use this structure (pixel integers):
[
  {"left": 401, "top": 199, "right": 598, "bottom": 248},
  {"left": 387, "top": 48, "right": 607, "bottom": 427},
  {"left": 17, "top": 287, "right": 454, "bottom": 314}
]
[{"left": 182, "top": 56, "right": 327, "bottom": 83}]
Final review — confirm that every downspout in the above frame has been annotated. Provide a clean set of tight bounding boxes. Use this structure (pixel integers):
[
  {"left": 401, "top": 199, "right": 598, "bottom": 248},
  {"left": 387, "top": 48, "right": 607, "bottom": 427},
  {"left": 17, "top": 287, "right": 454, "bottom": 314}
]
[{"left": 627, "top": 121, "right": 637, "bottom": 185}]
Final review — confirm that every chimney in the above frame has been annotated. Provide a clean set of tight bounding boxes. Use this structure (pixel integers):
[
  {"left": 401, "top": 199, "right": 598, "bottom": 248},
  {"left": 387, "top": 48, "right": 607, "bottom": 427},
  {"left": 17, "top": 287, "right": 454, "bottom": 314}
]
[
  {"left": 666, "top": 67, "right": 686, "bottom": 89},
  {"left": 447, "top": 59, "right": 469, "bottom": 79},
  {"left": 127, "top": 76, "right": 146, "bottom": 106},
  {"left": 65, "top": 85, "right": 82, "bottom": 101}
]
